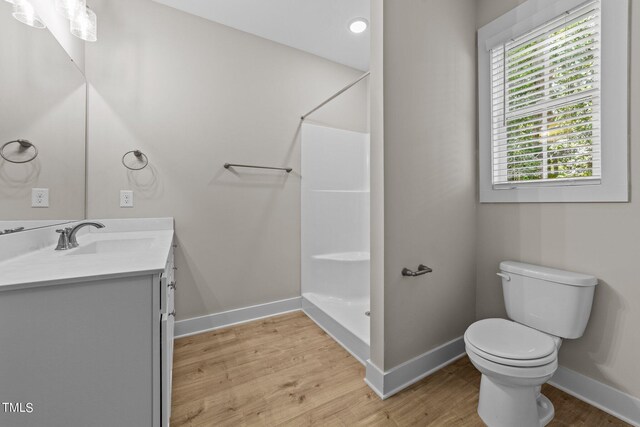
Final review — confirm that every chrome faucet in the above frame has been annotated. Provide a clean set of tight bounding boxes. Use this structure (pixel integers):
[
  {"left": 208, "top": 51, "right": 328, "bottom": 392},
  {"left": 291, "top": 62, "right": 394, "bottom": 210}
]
[{"left": 55, "top": 222, "right": 105, "bottom": 250}]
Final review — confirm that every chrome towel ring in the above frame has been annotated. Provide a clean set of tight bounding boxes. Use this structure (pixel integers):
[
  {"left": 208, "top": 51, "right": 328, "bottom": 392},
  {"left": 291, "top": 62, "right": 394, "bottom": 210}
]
[
  {"left": 0, "top": 139, "right": 38, "bottom": 164},
  {"left": 122, "top": 150, "right": 149, "bottom": 170}
]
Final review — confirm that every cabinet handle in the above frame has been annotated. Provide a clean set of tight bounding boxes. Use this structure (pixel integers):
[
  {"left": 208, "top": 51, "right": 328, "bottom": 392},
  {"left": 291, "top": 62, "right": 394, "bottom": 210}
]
[{"left": 168, "top": 310, "right": 176, "bottom": 317}]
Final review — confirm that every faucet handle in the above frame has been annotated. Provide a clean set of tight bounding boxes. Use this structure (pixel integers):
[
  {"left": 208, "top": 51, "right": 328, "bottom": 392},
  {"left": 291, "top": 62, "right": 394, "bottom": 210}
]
[
  {"left": 55, "top": 227, "right": 73, "bottom": 251},
  {"left": 56, "top": 227, "right": 72, "bottom": 234}
]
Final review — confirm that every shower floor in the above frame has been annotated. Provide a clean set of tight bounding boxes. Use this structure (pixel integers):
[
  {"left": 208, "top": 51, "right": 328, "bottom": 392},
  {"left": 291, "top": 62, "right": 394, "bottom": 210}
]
[{"left": 302, "top": 292, "right": 370, "bottom": 345}]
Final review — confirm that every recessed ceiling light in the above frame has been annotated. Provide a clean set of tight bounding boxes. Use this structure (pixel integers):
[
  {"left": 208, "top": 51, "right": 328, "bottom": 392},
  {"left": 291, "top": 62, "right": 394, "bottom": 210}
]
[{"left": 349, "top": 18, "right": 368, "bottom": 34}]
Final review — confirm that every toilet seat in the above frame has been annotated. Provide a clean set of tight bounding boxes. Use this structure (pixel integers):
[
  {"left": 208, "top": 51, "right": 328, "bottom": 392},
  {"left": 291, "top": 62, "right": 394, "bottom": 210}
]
[
  {"left": 466, "top": 340, "right": 557, "bottom": 368},
  {"left": 465, "top": 318, "right": 558, "bottom": 368},
  {"left": 466, "top": 343, "right": 558, "bottom": 383}
]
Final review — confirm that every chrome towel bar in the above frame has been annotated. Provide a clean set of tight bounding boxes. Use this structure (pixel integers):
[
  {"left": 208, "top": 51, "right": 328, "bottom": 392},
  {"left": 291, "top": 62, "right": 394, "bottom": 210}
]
[
  {"left": 402, "top": 264, "right": 433, "bottom": 277},
  {"left": 224, "top": 163, "right": 292, "bottom": 173}
]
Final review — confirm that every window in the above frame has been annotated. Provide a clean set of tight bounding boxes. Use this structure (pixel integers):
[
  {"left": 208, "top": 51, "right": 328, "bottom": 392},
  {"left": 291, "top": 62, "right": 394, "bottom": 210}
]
[
  {"left": 478, "top": 0, "right": 629, "bottom": 203},
  {"left": 491, "top": 3, "right": 600, "bottom": 186}
]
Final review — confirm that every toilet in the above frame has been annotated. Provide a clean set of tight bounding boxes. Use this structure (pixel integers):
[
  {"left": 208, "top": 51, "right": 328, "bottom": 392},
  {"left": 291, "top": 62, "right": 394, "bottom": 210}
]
[{"left": 465, "top": 261, "right": 597, "bottom": 427}]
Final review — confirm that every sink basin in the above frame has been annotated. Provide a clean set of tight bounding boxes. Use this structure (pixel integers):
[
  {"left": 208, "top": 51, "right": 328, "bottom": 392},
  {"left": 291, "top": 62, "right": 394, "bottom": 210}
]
[{"left": 66, "top": 238, "right": 155, "bottom": 256}]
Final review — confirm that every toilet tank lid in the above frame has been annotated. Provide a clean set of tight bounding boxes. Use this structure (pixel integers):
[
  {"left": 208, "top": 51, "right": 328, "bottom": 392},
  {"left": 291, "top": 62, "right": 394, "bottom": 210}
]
[{"left": 500, "top": 261, "right": 598, "bottom": 287}]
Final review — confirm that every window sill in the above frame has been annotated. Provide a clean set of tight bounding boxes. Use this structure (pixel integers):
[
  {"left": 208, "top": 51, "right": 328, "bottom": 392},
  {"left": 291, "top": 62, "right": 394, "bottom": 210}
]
[{"left": 480, "top": 182, "right": 629, "bottom": 203}]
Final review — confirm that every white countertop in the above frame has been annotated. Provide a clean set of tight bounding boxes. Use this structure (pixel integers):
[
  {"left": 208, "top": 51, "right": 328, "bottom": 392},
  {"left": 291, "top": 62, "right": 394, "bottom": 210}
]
[{"left": 0, "top": 219, "right": 174, "bottom": 291}]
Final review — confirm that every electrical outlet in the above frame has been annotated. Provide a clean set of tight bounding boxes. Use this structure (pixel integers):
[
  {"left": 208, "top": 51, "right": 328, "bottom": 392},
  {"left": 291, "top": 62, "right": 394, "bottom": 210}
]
[
  {"left": 120, "top": 190, "right": 134, "bottom": 208},
  {"left": 32, "top": 188, "right": 49, "bottom": 208}
]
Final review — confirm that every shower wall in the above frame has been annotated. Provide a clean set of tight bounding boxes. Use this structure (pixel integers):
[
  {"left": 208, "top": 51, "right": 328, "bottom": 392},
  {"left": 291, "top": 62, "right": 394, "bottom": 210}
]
[{"left": 301, "top": 123, "right": 370, "bottom": 344}]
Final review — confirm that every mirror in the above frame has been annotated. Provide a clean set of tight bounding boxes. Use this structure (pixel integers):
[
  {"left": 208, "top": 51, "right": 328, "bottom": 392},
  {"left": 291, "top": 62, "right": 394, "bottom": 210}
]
[{"left": 0, "top": 4, "right": 86, "bottom": 234}]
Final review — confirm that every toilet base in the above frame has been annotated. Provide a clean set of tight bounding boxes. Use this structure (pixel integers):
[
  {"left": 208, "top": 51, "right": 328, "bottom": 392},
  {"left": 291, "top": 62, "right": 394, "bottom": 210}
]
[{"left": 478, "top": 375, "right": 554, "bottom": 427}]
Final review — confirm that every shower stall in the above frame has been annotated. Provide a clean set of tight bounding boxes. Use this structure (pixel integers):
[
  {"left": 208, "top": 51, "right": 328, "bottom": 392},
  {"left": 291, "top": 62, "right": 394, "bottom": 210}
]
[{"left": 301, "top": 122, "right": 370, "bottom": 363}]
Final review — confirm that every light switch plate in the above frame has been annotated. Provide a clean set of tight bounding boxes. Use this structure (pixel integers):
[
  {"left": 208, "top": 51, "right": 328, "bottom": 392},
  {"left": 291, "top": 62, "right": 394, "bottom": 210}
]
[
  {"left": 120, "top": 190, "right": 134, "bottom": 208},
  {"left": 32, "top": 188, "right": 49, "bottom": 208}
]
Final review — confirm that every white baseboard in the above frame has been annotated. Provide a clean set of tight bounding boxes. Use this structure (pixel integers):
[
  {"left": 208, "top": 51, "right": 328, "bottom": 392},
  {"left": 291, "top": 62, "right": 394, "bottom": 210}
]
[
  {"left": 550, "top": 366, "right": 640, "bottom": 427},
  {"left": 174, "top": 297, "right": 302, "bottom": 338},
  {"left": 364, "top": 362, "right": 385, "bottom": 398},
  {"left": 365, "top": 336, "right": 465, "bottom": 400},
  {"left": 301, "top": 297, "right": 370, "bottom": 365}
]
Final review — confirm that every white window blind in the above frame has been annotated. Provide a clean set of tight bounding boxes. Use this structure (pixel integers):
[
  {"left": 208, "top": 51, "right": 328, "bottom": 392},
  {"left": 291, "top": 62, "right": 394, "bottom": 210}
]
[{"left": 490, "top": 0, "right": 601, "bottom": 187}]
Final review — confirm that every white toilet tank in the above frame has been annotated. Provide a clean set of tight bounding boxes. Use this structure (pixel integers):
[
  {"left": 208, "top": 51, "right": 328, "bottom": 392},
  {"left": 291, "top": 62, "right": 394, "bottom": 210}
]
[{"left": 499, "top": 261, "right": 597, "bottom": 339}]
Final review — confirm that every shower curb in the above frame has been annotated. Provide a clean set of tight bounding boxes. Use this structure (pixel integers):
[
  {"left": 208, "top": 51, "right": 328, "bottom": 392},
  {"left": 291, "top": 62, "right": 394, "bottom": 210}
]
[{"left": 301, "top": 297, "right": 370, "bottom": 365}]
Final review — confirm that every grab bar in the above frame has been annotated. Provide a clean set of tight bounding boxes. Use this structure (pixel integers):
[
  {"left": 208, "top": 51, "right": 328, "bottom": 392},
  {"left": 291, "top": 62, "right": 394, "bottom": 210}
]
[
  {"left": 402, "top": 264, "right": 433, "bottom": 277},
  {"left": 224, "top": 163, "right": 292, "bottom": 173}
]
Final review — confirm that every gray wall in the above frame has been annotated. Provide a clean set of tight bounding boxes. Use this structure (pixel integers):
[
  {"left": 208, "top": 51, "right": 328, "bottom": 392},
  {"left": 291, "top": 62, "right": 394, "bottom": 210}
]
[
  {"left": 476, "top": 0, "right": 640, "bottom": 399},
  {"left": 369, "top": 0, "right": 385, "bottom": 370},
  {"left": 85, "top": 0, "right": 368, "bottom": 321},
  {"left": 380, "top": 0, "right": 477, "bottom": 370}
]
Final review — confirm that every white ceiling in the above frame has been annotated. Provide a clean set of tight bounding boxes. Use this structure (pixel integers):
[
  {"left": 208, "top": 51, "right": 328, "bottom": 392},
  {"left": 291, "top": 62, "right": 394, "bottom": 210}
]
[{"left": 151, "top": 0, "right": 370, "bottom": 71}]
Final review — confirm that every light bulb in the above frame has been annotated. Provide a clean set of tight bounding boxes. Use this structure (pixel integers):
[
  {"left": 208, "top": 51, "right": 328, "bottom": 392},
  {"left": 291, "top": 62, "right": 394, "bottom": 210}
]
[
  {"left": 12, "top": 0, "right": 46, "bottom": 29},
  {"left": 55, "top": 0, "right": 85, "bottom": 20},
  {"left": 70, "top": 6, "right": 96, "bottom": 42},
  {"left": 349, "top": 18, "right": 368, "bottom": 34}
]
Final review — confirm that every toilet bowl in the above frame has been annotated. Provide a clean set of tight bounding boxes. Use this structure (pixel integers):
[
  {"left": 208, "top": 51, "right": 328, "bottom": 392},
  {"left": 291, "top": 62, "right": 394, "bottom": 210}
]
[
  {"left": 465, "top": 318, "right": 560, "bottom": 427},
  {"left": 465, "top": 261, "right": 597, "bottom": 427}
]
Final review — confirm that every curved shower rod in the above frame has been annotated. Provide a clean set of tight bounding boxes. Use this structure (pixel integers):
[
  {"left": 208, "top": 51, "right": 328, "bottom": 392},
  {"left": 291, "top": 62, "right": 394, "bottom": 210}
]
[{"left": 300, "top": 71, "right": 370, "bottom": 121}]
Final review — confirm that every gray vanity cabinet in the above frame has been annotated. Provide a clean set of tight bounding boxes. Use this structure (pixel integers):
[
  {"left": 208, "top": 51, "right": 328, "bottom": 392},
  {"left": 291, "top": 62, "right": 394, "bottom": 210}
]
[{"left": 0, "top": 247, "right": 175, "bottom": 427}]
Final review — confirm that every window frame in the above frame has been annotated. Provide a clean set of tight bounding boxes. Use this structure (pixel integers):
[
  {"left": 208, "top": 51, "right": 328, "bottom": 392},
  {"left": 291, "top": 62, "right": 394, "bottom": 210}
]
[{"left": 478, "top": 0, "right": 629, "bottom": 203}]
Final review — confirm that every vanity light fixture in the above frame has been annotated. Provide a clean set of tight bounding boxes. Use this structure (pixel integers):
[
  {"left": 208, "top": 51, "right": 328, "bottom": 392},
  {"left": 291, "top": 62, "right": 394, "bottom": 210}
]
[
  {"left": 70, "top": 5, "right": 96, "bottom": 42},
  {"left": 55, "top": 0, "right": 85, "bottom": 20},
  {"left": 6, "top": 0, "right": 99, "bottom": 42},
  {"left": 12, "top": 0, "right": 46, "bottom": 29},
  {"left": 348, "top": 18, "right": 368, "bottom": 34}
]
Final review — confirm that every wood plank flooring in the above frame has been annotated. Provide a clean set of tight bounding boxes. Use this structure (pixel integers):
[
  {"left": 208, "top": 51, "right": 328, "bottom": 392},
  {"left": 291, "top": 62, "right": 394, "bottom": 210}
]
[{"left": 170, "top": 312, "right": 628, "bottom": 426}]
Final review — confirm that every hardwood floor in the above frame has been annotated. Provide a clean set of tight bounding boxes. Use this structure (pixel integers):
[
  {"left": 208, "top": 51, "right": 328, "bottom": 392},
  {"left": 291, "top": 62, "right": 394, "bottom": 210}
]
[{"left": 170, "top": 312, "right": 628, "bottom": 426}]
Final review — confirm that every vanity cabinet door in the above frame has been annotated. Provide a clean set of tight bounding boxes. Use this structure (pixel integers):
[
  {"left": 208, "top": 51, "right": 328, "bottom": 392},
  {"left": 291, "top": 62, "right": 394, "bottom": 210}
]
[
  {"left": 163, "top": 285, "right": 175, "bottom": 427},
  {"left": 160, "top": 273, "right": 168, "bottom": 314},
  {"left": 0, "top": 276, "right": 156, "bottom": 427},
  {"left": 161, "top": 243, "right": 175, "bottom": 316},
  {"left": 160, "top": 244, "right": 175, "bottom": 427},
  {"left": 161, "top": 313, "right": 170, "bottom": 427}
]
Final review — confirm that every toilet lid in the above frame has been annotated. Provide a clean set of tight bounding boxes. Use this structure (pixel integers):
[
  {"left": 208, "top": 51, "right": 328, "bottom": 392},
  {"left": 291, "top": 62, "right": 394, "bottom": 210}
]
[{"left": 465, "top": 318, "right": 556, "bottom": 361}]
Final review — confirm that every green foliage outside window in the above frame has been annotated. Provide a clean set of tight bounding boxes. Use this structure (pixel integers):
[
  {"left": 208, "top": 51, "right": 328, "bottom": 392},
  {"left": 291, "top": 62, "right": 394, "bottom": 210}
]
[{"left": 501, "top": 14, "right": 598, "bottom": 182}]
